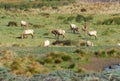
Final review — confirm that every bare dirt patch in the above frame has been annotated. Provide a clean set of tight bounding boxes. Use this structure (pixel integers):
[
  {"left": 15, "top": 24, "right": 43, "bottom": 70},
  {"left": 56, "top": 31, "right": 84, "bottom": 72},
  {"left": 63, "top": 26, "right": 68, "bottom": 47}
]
[{"left": 81, "top": 57, "right": 120, "bottom": 71}]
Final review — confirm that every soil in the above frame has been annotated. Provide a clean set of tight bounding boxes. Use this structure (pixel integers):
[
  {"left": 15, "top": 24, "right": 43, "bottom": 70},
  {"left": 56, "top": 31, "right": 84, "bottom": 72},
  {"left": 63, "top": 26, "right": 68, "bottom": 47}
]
[{"left": 80, "top": 57, "right": 120, "bottom": 72}]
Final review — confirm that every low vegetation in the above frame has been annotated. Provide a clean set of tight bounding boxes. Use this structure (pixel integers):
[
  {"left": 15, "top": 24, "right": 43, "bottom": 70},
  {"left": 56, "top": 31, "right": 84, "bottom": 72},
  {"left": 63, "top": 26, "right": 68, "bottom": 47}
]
[{"left": 0, "top": 0, "right": 120, "bottom": 80}]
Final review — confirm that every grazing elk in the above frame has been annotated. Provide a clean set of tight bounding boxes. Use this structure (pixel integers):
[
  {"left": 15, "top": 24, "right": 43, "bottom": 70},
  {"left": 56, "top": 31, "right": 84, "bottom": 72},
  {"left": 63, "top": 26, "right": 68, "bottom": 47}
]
[
  {"left": 43, "top": 40, "right": 50, "bottom": 47},
  {"left": 88, "top": 30, "right": 97, "bottom": 39},
  {"left": 21, "top": 29, "right": 34, "bottom": 39},
  {"left": 70, "top": 24, "right": 79, "bottom": 34},
  {"left": 86, "top": 40, "right": 94, "bottom": 47},
  {"left": 51, "top": 29, "right": 65, "bottom": 39}
]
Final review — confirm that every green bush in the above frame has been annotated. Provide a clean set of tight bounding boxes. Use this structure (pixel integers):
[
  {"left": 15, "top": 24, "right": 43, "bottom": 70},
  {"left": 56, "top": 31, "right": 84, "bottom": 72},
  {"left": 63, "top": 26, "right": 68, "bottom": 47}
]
[
  {"left": 54, "top": 58, "right": 62, "bottom": 64},
  {"left": 74, "top": 49, "right": 86, "bottom": 54},
  {"left": 68, "top": 63, "right": 75, "bottom": 69},
  {"left": 61, "top": 55, "right": 72, "bottom": 61},
  {"left": 106, "top": 48, "right": 119, "bottom": 57},
  {"left": 75, "top": 14, "right": 85, "bottom": 23},
  {"left": 94, "top": 50, "right": 106, "bottom": 57}
]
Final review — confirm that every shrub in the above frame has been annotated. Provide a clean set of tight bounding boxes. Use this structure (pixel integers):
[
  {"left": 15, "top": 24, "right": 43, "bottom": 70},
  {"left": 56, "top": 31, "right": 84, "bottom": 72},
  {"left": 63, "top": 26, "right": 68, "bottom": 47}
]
[
  {"left": 44, "top": 56, "right": 53, "bottom": 63},
  {"left": 75, "top": 14, "right": 85, "bottom": 23},
  {"left": 76, "top": 67, "right": 86, "bottom": 73},
  {"left": 106, "top": 48, "right": 118, "bottom": 57},
  {"left": 54, "top": 58, "right": 62, "bottom": 64},
  {"left": 68, "top": 63, "right": 75, "bottom": 69},
  {"left": 52, "top": 40, "right": 79, "bottom": 46},
  {"left": 94, "top": 50, "right": 106, "bottom": 57},
  {"left": 74, "top": 49, "right": 86, "bottom": 54},
  {"left": 79, "top": 41, "right": 86, "bottom": 46},
  {"left": 61, "top": 55, "right": 72, "bottom": 61},
  {"left": 81, "top": 8, "right": 87, "bottom": 12}
]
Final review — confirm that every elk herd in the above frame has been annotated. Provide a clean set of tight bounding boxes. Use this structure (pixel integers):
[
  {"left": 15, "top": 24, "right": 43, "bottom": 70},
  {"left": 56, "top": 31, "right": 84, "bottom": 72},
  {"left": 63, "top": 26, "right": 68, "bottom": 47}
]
[{"left": 7, "top": 20, "right": 98, "bottom": 47}]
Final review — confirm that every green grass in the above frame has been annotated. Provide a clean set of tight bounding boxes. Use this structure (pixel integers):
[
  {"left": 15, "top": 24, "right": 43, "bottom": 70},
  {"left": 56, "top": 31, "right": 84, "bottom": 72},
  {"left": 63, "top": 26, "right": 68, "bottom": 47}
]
[
  {"left": 0, "top": 8, "right": 120, "bottom": 76},
  {"left": 0, "top": 13, "right": 120, "bottom": 47}
]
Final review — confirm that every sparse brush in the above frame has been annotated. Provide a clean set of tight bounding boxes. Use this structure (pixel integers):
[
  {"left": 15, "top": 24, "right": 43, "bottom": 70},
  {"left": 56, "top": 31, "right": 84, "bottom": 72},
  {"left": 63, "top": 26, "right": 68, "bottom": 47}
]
[
  {"left": 106, "top": 48, "right": 118, "bottom": 57},
  {"left": 44, "top": 56, "right": 53, "bottom": 63},
  {"left": 94, "top": 50, "right": 106, "bottom": 57},
  {"left": 74, "top": 49, "right": 86, "bottom": 54}
]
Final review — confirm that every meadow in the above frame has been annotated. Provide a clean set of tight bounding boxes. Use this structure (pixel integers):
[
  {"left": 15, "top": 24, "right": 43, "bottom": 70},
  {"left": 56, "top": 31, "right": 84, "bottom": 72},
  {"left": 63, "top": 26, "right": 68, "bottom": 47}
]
[{"left": 0, "top": 1, "right": 120, "bottom": 80}]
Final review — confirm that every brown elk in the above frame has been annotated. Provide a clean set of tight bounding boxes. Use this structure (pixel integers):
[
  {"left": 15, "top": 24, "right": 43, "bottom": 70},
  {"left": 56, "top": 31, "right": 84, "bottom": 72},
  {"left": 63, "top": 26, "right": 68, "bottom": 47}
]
[{"left": 51, "top": 29, "right": 65, "bottom": 39}]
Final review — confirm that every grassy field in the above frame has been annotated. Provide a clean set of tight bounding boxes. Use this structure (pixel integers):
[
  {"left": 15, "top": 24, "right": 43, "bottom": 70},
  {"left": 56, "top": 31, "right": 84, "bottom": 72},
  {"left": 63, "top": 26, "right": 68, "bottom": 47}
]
[
  {"left": 0, "top": 2, "right": 120, "bottom": 77},
  {"left": 0, "top": 12, "right": 120, "bottom": 47}
]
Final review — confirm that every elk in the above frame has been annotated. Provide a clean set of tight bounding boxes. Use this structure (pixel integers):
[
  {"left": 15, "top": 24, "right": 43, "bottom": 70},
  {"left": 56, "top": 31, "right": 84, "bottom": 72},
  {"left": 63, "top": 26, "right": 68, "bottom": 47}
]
[
  {"left": 51, "top": 29, "right": 65, "bottom": 39},
  {"left": 20, "top": 20, "right": 28, "bottom": 29},
  {"left": 86, "top": 40, "right": 94, "bottom": 47},
  {"left": 43, "top": 40, "right": 50, "bottom": 47},
  {"left": 70, "top": 24, "right": 79, "bottom": 34},
  {"left": 88, "top": 30, "right": 97, "bottom": 39},
  {"left": 21, "top": 29, "right": 34, "bottom": 39}
]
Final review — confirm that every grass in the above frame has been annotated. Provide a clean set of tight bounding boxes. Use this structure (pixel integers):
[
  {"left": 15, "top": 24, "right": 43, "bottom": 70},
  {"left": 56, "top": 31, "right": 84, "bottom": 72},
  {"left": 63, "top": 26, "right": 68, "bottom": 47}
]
[{"left": 0, "top": 2, "right": 120, "bottom": 77}]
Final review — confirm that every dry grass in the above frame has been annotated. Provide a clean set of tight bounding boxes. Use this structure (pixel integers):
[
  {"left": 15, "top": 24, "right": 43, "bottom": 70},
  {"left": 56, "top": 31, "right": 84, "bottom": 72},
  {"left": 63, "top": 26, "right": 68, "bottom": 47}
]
[
  {"left": 37, "top": 2, "right": 120, "bottom": 14},
  {"left": 0, "top": 0, "right": 23, "bottom": 3}
]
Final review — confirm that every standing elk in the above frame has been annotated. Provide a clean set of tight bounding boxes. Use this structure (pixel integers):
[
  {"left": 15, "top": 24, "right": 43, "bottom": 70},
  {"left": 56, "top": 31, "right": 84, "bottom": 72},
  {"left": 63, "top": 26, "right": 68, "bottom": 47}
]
[
  {"left": 51, "top": 29, "right": 65, "bottom": 39},
  {"left": 21, "top": 29, "right": 34, "bottom": 39},
  {"left": 88, "top": 30, "right": 97, "bottom": 39},
  {"left": 70, "top": 24, "right": 79, "bottom": 34},
  {"left": 20, "top": 20, "right": 28, "bottom": 29}
]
